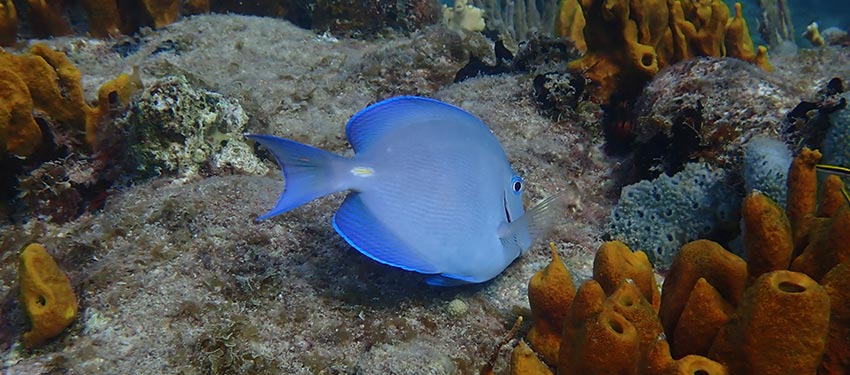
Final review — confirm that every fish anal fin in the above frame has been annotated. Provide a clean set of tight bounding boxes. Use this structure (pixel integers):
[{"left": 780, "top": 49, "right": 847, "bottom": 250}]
[{"left": 333, "top": 193, "right": 439, "bottom": 274}]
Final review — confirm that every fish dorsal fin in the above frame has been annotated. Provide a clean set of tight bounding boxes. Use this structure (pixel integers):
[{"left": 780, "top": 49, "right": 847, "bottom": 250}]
[
  {"left": 333, "top": 193, "right": 439, "bottom": 274},
  {"left": 345, "top": 96, "right": 478, "bottom": 152}
]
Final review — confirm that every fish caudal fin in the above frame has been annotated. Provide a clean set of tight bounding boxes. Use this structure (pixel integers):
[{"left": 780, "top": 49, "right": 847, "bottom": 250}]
[{"left": 247, "top": 134, "right": 349, "bottom": 220}]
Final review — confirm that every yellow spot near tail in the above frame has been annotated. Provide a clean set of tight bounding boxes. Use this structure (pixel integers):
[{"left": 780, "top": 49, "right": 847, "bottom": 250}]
[{"left": 351, "top": 167, "right": 375, "bottom": 177}]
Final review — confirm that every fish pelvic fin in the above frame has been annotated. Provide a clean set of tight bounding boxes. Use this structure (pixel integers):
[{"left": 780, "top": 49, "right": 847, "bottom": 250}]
[{"left": 246, "top": 134, "right": 350, "bottom": 220}]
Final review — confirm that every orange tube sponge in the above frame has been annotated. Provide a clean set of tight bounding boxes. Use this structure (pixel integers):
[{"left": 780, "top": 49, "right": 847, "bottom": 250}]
[
  {"left": 527, "top": 243, "right": 576, "bottom": 365},
  {"left": 791, "top": 204, "right": 850, "bottom": 281},
  {"left": 26, "top": 0, "right": 72, "bottom": 37},
  {"left": 86, "top": 67, "right": 143, "bottom": 146},
  {"left": 511, "top": 341, "right": 554, "bottom": 375},
  {"left": 659, "top": 239, "right": 746, "bottom": 340},
  {"left": 671, "top": 277, "right": 733, "bottom": 358},
  {"left": 786, "top": 147, "right": 821, "bottom": 251},
  {"left": 142, "top": 0, "right": 181, "bottom": 28},
  {"left": 820, "top": 263, "right": 850, "bottom": 375},
  {"left": 817, "top": 174, "right": 847, "bottom": 218},
  {"left": 592, "top": 240, "right": 660, "bottom": 310},
  {"left": 557, "top": 280, "right": 606, "bottom": 372},
  {"left": 605, "top": 280, "right": 663, "bottom": 352},
  {"left": 0, "top": 0, "right": 16, "bottom": 46},
  {"left": 2, "top": 44, "right": 91, "bottom": 132},
  {"left": 558, "top": 308, "right": 641, "bottom": 375},
  {"left": 724, "top": 3, "right": 772, "bottom": 71},
  {"left": 18, "top": 243, "right": 78, "bottom": 348},
  {"left": 709, "top": 270, "right": 829, "bottom": 375},
  {"left": 644, "top": 339, "right": 728, "bottom": 375},
  {"left": 554, "top": 0, "right": 586, "bottom": 51},
  {"left": 742, "top": 191, "right": 793, "bottom": 283},
  {"left": 80, "top": 0, "right": 121, "bottom": 37},
  {"left": 0, "top": 66, "right": 42, "bottom": 157}
]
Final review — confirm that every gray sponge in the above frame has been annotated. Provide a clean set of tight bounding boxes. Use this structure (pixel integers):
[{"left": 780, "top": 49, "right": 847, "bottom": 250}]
[
  {"left": 606, "top": 163, "right": 740, "bottom": 269},
  {"left": 743, "top": 136, "right": 792, "bottom": 208}
]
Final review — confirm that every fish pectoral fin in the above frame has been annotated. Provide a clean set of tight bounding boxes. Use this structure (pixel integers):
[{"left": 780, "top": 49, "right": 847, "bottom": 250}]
[
  {"left": 333, "top": 193, "right": 439, "bottom": 274},
  {"left": 500, "top": 192, "right": 567, "bottom": 245}
]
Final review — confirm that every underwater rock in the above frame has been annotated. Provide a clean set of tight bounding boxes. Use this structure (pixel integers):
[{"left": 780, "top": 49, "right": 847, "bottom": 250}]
[
  {"left": 634, "top": 57, "right": 797, "bottom": 174},
  {"left": 121, "top": 75, "right": 267, "bottom": 180}
]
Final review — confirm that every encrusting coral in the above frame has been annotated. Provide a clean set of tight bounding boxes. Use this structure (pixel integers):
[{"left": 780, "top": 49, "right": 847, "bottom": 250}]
[
  {"left": 555, "top": 0, "right": 771, "bottom": 103},
  {"left": 18, "top": 243, "right": 78, "bottom": 348},
  {"left": 509, "top": 148, "right": 850, "bottom": 375}
]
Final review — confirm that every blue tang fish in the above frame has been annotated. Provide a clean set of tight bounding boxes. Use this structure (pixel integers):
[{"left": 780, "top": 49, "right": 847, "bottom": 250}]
[{"left": 247, "top": 96, "right": 559, "bottom": 286}]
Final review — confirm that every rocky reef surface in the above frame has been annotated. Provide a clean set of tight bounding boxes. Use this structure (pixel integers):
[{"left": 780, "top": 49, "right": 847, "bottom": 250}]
[{"left": 0, "top": 15, "right": 612, "bottom": 374}]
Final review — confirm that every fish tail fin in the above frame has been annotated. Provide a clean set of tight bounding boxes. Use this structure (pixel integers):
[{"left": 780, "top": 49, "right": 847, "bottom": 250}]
[{"left": 246, "top": 134, "right": 349, "bottom": 220}]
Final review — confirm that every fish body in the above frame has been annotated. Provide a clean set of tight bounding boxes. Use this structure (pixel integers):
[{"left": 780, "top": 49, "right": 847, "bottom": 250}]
[{"left": 248, "top": 96, "right": 557, "bottom": 285}]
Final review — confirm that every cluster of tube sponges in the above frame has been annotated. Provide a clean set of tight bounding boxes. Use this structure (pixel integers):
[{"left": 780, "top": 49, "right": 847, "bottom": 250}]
[
  {"left": 555, "top": 0, "right": 772, "bottom": 103},
  {"left": 513, "top": 148, "right": 850, "bottom": 375}
]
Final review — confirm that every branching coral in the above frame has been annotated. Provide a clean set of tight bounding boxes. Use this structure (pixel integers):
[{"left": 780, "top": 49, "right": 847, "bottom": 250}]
[{"left": 556, "top": 0, "right": 771, "bottom": 104}]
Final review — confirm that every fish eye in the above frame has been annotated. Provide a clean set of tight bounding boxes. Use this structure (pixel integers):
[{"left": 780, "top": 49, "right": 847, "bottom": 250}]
[{"left": 511, "top": 176, "right": 523, "bottom": 194}]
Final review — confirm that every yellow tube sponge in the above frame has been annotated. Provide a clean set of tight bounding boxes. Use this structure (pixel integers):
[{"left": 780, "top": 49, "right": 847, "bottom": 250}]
[
  {"left": 80, "top": 0, "right": 122, "bottom": 37},
  {"left": 0, "top": 0, "right": 16, "bottom": 46},
  {"left": 709, "top": 270, "right": 830, "bottom": 374},
  {"left": 18, "top": 243, "right": 78, "bottom": 348},
  {"left": 26, "top": 0, "right": 72, "bottom": 37},
  {"left": 527, "top": 243, "right": 575, "bottom": 365},
  {"left": 0, "top": 66, "right": 42, "bottom": 157}
]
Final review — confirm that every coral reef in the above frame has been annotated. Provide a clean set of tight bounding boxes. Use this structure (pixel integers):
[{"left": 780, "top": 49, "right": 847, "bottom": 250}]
[
  {"left": 121, "top": 75, "right": 267, "bottom": 179},
  {"left": 605, "top": 162, "right": 739, "bottom": 269},
  {"left": 513, "top": 147, "right": 850, "bottom": 375},
  {"left": 18, "top": 243, "right": 78, "bottom": 348},
  {"left": 555, "top": 0, "right": 771, "bottom": 104}
]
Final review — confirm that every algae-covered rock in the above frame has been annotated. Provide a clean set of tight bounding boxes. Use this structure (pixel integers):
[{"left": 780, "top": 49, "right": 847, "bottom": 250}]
[{"left": 122, "top": 75, "right": 267, "bottom": 180}]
